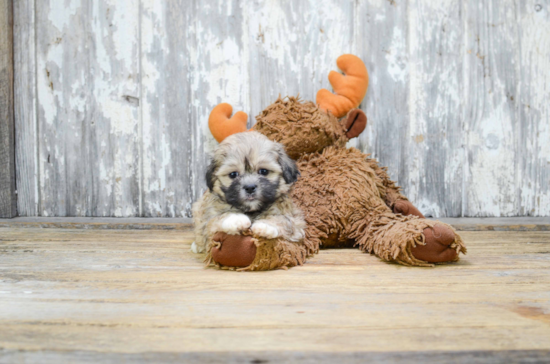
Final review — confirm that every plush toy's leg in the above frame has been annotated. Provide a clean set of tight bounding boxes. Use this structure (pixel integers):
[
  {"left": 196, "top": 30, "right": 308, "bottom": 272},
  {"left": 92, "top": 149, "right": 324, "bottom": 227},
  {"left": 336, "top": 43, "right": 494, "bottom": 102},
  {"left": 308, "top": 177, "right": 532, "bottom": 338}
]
[
  {"left": 205, "top": 232, "right": 308, "bottom": 271},
  {"left": 362, "top": 158, "right": 460, "bottom": 263},
  {"left": 349, "top": 213, "right": 466, "bottom": 267},
  {"left": 412, "top": 225, "right": 461, "bottom": 263},
  {"left": 387, "top": 198, "right": 462, "bottom": 263},
  {"left": 365, "top": 158, "right": 425, "bottom": 218},
  {"left": 208, "top": 232, "right": 257, "bottom": 267},
  {"left": 392, "top": 198, "right": 425, "bottom": 218},
  {"left": 240, "top": 236, "right": 308, "bottom": 271}
]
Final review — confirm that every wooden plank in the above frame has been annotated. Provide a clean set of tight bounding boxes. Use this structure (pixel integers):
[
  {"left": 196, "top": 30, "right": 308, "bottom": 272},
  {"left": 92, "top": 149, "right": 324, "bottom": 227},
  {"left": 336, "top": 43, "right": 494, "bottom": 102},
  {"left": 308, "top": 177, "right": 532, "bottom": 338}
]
[
  {"left": 139, "top": 1, "right": 193, "bottom": 217},
  {"left": 13, "top": 0, "right": 38, "bottom": 216},
  {"left": 463, "top": 0, "right": 520, "bottom": 216},
  {"left": 34, "top": 0, "right": 86, "bottom": 216},
  {"left": 403, "top": 0, "right": 464, "bottom": 217},
  {"left": 89, "top": 0, "right": 141, "bottom": 217},
  {"left": 2, "top": 349, "right": 550, "bottom": 364},
  {"left": 0, "top": 0, "right": 16, "bottom": 218},
  {"left": 0, "top": 228, "right": 549, "bottom": 358},
  {"left": 355, "top": 0, "right": 409, "bottom": 184},
  {"left": 35, "top": 0, "right": 140, "bottom": 217},
  {"left": 516, "top": 0, "right": 550, "bottom": 216}
]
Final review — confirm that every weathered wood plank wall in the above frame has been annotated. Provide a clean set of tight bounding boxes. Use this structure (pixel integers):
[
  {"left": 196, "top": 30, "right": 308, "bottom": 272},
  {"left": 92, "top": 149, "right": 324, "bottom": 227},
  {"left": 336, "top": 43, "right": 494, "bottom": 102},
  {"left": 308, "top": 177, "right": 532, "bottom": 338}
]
[
  {"left": 0, "top": 0, "right": 16, "bottom": 218},
  {"left": 13, "top": 0, "right": 550, "bottom": 217}
]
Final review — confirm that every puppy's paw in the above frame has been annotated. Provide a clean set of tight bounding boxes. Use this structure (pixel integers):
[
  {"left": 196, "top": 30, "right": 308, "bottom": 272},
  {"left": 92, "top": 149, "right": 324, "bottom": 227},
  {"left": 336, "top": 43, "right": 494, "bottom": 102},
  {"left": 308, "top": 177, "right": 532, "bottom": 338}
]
[
  {"left": 251, "top": 221, "right": 279, "bottom": 239},
  {"left": 191, "top": 241, "right": 204, "bottom": 254},
  {"left": 220, "top": 214, "right": 251, "bottom": 234}
]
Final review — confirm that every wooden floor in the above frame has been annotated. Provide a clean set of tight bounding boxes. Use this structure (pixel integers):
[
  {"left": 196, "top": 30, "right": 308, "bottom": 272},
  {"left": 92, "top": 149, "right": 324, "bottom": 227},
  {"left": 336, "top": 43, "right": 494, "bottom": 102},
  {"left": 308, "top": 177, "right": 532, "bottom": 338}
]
[{"left": 1, "top": 225, "right": 550, "bottom": 363}]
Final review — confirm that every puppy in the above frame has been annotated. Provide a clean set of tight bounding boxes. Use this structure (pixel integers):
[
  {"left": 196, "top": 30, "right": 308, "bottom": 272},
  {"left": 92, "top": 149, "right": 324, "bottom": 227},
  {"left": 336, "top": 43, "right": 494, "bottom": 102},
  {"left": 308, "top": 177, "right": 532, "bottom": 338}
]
[{"left": 191, "top": 131, "right": 305, "bottom": 254}]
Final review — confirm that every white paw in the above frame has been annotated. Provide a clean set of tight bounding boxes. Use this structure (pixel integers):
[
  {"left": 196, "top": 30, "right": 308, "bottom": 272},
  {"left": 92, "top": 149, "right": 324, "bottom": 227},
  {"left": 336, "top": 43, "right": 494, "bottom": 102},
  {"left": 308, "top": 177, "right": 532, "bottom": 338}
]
[
  {"left": 251, "top": 221, "right": 279, "bottom": 239},
  {"left": 220, "top": 214, "right": 251, "bottom": 234},
  {"left": 191, "top": 241, "right": 204, "bottom": 254}
]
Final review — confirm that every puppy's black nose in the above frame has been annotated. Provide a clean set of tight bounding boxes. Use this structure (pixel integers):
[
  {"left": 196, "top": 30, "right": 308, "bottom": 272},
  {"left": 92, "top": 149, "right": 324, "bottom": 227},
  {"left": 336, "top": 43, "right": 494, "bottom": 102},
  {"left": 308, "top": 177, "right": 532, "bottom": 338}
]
[{"left": 243, "top": 184, "right": 257, "bottom": 194}]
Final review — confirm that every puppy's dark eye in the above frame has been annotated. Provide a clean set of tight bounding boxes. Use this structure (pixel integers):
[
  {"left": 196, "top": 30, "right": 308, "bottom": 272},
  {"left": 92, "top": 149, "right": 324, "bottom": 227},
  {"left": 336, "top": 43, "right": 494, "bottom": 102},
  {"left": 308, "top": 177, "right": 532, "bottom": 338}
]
[
  {"left": 258, "top": 169, "right": 269, "bottom": 176},
  {"left": 229, "top": 172, "right": 239, "bottom": 179}
]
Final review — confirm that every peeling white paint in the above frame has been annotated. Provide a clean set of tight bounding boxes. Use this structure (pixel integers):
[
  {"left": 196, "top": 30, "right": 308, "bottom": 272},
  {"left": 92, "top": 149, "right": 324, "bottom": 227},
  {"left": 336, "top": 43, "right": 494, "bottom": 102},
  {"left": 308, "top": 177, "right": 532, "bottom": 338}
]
[
  {"left": 204, "top": 37, "right": 245, "bottom": 107},
  {"left": 48, "top": 0, "right": 80, "bottom": 32},
  {"left": 467, "top": 103, "right": 516, "bottom": 216},
  {"left": 386, "top": 28, "right": 407, "bottom": 83},
  {"left": 103, "top": 99, "right": 136, "bottom": 135},
  {"left": 14, "top": 0, "right": 550, "bottom": 217}
]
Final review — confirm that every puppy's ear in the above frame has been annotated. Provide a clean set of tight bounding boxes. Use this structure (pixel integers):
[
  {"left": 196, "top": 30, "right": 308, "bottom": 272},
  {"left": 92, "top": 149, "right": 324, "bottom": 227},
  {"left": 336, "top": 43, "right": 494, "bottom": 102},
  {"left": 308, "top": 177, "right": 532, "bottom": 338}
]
[
  {"left": 205, "top": 159, "right": 218, "bottom": 191},
  {"left": 277, "top": 147, "right": 300, "bottom": 184}
]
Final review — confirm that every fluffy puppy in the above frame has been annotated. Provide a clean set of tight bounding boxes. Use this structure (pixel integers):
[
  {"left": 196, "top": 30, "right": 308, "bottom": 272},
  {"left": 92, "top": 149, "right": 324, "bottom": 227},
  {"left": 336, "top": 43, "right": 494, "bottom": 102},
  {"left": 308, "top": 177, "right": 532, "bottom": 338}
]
[{"left": 192, "top": 131, "right": 305, "bottom": 254}]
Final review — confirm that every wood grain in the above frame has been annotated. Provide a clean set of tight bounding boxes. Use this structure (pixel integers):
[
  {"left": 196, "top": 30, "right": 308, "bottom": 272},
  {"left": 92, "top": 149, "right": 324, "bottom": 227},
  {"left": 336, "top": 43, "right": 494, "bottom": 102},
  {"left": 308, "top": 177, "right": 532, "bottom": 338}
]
[
  {"left": 463, "top": 0, "right": 550, "bottom": 217},
  {"left": 12, "top": 1, "right": 550, "bottom": 217},
  {"left": 13, "top": 0, "right": 37, "bottom": 217},
  {"left": 33, "top": 0, "right": 141, "bottom": 217},
  {"left": 3, "top": 349, "right": 550, "bottom": 364},
  {"left": 0, "top": 227, "right": 549, "bottom": 359},
  {"left": 405, "top": 0, "right": 464, "bottom": 217},
  {"left": 141, "top": 1, "right": 189, "bottom": 217},
  {"left": 355, "top": 0, "right": 408, "bottom": 187},
  {"left": 463, "top": 0, "right": 518, "bottom": 217},
  {"left": 517, "top": 0, "right": 550, "bottom": 216},
  {"left": 0, "top": 0, "right": 16, "bottom": 218}
]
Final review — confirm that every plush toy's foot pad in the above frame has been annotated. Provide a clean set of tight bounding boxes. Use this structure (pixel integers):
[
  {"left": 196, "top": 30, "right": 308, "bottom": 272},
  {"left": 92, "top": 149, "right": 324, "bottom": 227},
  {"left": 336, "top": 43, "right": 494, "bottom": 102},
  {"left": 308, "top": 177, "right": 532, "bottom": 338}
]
[
  {"left": 412, "top": 225, "right": 458, "bottom": 263},
  {"left": 211, "top": 232, "right": 257, "bottom": 267},
  {"left": 393, "top": 200, "right": 425, "bottom": 218}
]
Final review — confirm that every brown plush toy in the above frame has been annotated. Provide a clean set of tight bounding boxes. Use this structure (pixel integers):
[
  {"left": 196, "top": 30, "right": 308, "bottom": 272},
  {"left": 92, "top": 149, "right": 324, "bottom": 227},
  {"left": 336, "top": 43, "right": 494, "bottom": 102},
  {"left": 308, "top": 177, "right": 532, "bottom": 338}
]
[{"left": 205, "top": 54, "right": 466, "bottom": 270}]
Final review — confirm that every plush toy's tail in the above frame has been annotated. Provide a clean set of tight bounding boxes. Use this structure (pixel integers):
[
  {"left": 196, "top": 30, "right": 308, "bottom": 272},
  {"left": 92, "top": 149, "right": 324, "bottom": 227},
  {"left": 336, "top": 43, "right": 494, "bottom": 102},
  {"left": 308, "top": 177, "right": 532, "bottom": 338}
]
[{"left": 316, "top": 54, "right": 369, "bottom": 118}]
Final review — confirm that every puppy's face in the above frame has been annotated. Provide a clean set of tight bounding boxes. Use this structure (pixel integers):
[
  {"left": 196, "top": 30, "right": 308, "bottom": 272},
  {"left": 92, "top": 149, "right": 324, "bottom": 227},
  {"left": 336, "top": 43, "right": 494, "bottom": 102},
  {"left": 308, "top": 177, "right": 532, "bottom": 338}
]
[{"left": 206, "top": 131, "right": 299, "bottom": 213}]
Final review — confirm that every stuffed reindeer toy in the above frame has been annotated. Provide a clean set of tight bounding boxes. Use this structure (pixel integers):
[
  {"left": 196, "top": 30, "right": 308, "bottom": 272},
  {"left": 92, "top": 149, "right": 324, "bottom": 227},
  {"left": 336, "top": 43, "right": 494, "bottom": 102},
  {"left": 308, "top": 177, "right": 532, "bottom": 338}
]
[{"left": 196, "top": 54, "right": 466, "bottom": 271}]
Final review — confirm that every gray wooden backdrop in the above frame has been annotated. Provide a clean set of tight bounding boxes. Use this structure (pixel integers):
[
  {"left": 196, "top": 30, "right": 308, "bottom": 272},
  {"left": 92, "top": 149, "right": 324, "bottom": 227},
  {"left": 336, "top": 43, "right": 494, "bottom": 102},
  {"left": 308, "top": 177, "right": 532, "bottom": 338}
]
[{"left": 13, "top": 0, "right": 550, "bottom": 217}]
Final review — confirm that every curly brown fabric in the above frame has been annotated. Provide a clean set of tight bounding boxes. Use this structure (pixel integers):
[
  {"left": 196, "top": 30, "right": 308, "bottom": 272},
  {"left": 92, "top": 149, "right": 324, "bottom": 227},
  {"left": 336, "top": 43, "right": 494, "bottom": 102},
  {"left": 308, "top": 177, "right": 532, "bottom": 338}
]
[
  {"left": 289, "top": 145, "right": 466, "bottom": 266},
  {"left": 293, "top": 146, "right": 393, "bottom": 248},
  {"left": 252, "top": 96, "right": 347, "bottom": 160},
  {"left": 240, "top": 236, "right": 308, "bottom": 271}
]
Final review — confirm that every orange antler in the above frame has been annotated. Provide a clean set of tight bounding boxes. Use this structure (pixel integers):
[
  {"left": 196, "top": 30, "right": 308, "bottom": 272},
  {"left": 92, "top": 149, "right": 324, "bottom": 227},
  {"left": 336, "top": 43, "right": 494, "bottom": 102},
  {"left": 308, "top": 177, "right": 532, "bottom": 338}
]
[
  {"left": 208, "top": 103, "right": 248, "bottom": 143},
  {"left": 316, "top": 54, "right": 369, "bottom": 118}
]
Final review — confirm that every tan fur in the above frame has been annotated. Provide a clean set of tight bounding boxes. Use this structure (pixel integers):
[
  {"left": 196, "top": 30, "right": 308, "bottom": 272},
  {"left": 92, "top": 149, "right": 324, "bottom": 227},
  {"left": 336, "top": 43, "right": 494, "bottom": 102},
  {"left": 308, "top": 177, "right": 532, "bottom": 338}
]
[
  {"left": 193, "top": 190, "right": 305, "bottom": 253},
  {"left": 192, "top": 132, "right": 306, "bottom": 262}
]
